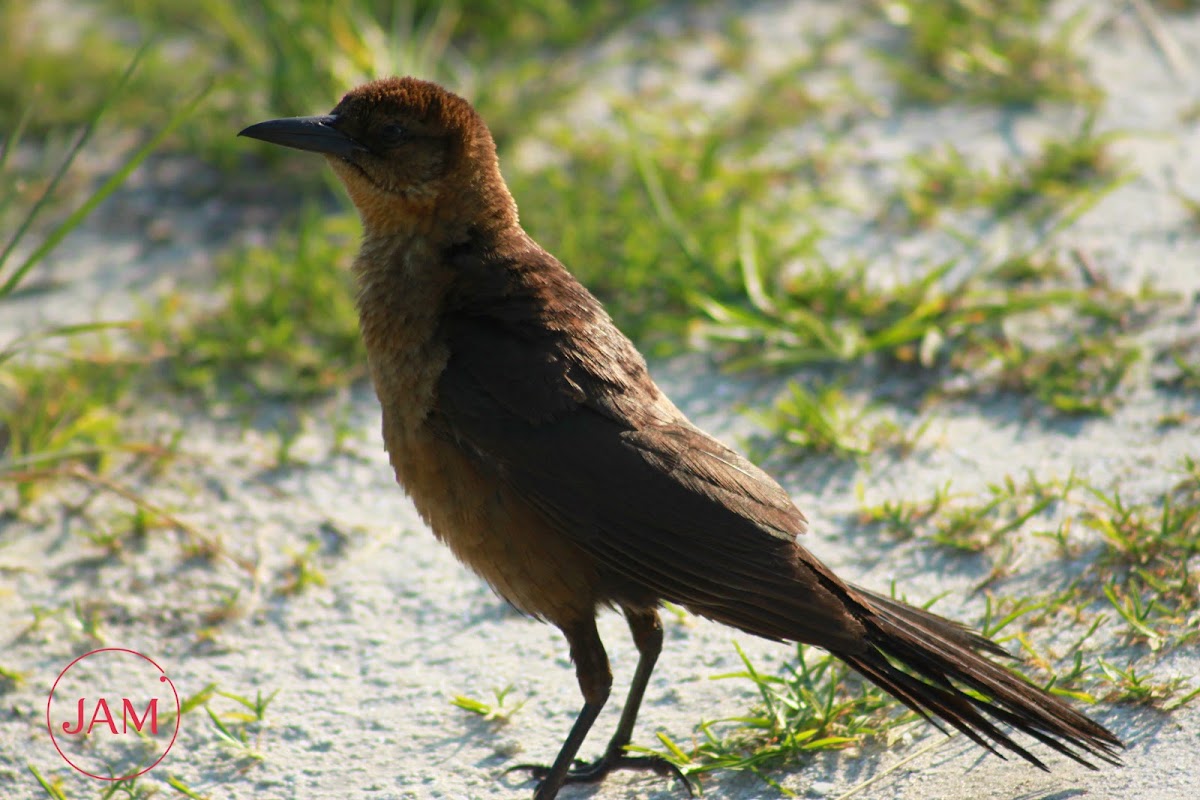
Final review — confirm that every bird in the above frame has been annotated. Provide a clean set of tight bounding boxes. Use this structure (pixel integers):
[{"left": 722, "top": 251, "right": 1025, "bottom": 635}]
[{"left": 239, "top": 77, "right": 1123, "bottom": 799}]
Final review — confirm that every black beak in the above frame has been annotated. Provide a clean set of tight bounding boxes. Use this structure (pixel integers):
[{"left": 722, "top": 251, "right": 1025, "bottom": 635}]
[{"left": 238, "top": 115, "right": 366, "bottom": 159}]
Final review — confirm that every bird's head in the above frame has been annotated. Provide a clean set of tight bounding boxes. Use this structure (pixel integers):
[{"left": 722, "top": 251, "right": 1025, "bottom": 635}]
[{"left": 239, "top": 77, "right": 514, "bottom": 239}]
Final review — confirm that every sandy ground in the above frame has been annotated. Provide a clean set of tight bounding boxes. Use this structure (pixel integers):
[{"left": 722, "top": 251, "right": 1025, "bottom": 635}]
[{"left": 3, "top": 1, "right": 1200, "bottom": 798}]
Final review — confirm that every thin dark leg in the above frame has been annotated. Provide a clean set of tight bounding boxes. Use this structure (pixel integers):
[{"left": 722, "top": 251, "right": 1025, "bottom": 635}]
[
  {"left": 602, "top": 607, "right": 663, "bottom": 759},
  {"left": 532, "top": 618, "right": 611, "bottom": 800},
  {"left": 509, "top": 609, "right": 691, "bottom": 798},
  {"left": 558, "top": 609, "right": 691, "bottom": 793}
]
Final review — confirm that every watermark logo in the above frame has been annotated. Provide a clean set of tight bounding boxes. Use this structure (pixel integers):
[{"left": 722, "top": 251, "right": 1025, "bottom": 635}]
[{"left": 46, "top": 648, "right": 180, "bottom": 780}]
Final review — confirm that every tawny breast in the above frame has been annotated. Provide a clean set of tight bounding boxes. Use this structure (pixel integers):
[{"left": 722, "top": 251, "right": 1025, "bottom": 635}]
[
  {"left": 385, "top": 418, "right": 602, "bottom": 627},
  {"left": 354, "top": 242, "right": 603, "bottom": 627}
]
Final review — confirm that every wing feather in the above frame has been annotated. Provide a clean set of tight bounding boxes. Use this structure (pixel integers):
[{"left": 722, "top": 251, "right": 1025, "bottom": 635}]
[{"left": 435, "top": 253, "right": 866, "bottom": 647}]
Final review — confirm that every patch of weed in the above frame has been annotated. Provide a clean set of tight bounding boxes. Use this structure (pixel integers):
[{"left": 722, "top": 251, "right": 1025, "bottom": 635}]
[
  {"left": 892, "top": 119, "right": 1123, "bottom": 228},
  {"left": 754, "top": 380, "right": 915, "bottom": 459},
  {"left": 512, "top": 64, "right": 843, "bottom": 344},
  {"left": 1153, "top": 335, "right": 1200, "bottom": 391},
  {"left": 0, "top": 5, "right": 176, "bottom": 136},
  {"left": 876, "top": 0, "right": 1102, "bottom": 107},
  {"left": 452, "top": 684, "right": 526, "bottom": 724},
  {"left": 987, "top": 335, "right": 1142, "bottom": 415},
  {"left": 860, "top": 472, "right": 1077, "bottom": 560},
  {"left": 1, "top": 48, "right": 207, "bottom": 512},
  {"left": 204, "top": 687, "right": 279, "bottom": 764},
  {"left": 28, "top": 764, "right": 68, "bottom": 800},
  {"left": 697, "top": 249, "right": 1167, "bottom": 418},
  {"left": 140, "top": 210, "right": 364, "bottom": 402},
  {"left": 276, "top": 541, "right": 328, "bottom": 596},
  {"left": 858, "top": 462, "right": 1200, "bottom": 709},
  {"left": 91, "top": 1, "right": 692, "bottom": 169},
  {"left": 1084, "top": 462, "right": 1200, "bottom": 650},
  {"left": 0, "top": 353, "right": 138, "bottom": 508},
  {"left": 645, "top": 643, "right": 903, "bottom": 784},
  {"left": 0, "top": 664, "right": 27, "bottom": 694}
]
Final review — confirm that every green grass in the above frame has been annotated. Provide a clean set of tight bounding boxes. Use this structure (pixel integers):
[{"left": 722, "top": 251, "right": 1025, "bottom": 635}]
[
  {"left": 0, "top": 47, "right": 205, "bottom": 512},
  {"left": 6, "top": 0, "right": 692, "bottom": 189},
  {"left": 1, "top": 46, "right": 207, "bottom": 295},
  {"left": 276, "top": 541, "right": 329, "bottom": 596},
  {"left": 859, "top": 461, "right": 1200, "bottom": 709},
  {"left": 890, "top": 117, "right": 1123, "bottom": 228},
  {"left": 1086, "top": 463, "right": 1200, "bottom": 651},
  {"left": 139, "top": 210, "right": 364, "bottom": 403},
  {"left": 859, "top": 472, "right": 1075, "bottom": 559},
  {"left": 510, "top": 51, "right": 850, "bottom": 345},
  {"left": 79, "top": 0, "right": 686, "bottom": 172},
  {"left": 0, "top": 352, "right": 137, "bottom": 508},
  {"left": 1152, "top": 0, "right": 1200, "bottom": 10},
  {"left": 644, "top": 642, "right": 903, "bottom": 789},
  {"left": 28, "top": 765, "right": 68, "bottom": 800},
  {"left": 696, "top": 250, "right": 1168, "bottom": 421},
  {"left": 452, "top": 684, "right": 527, "bottom": 724},
  {"left": 0, "top": 5, "right": 173, "bottom": 136},
  {"left": 751, "top": 381, "right": 917, "bottom": 460},
  {"left": 875, "top": 0, "right": 1102, "bottom": 107},
  {"left": 988, "top": 334, "right": 1143, "bottom": 415}
]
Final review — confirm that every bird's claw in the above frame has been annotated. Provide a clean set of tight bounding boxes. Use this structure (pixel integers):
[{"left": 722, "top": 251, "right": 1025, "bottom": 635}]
[
  {"left": 504, "top": 761, "right": 551, "bottom": 781},
  {"left": 506, "top": 753, "right": 694, "bottom": 796}
]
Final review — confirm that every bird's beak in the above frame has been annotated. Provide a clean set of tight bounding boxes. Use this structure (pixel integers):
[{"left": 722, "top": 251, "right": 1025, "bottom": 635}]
[{"left": 238, "top": 115, "right": 366, "bottom": 159}]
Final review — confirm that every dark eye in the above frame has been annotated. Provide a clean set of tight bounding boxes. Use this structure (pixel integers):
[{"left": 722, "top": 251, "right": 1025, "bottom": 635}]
[{"left": 380, "top": 123, "right": 407, "bottom": 143}]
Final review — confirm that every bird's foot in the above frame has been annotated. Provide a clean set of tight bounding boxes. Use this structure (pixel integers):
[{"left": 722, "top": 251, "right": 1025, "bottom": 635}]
[{"left": 507, "top": 752, "right": 694, "bottom": 797}]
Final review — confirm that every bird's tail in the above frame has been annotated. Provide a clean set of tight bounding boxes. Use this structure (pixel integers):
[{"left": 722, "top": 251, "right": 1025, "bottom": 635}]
[{"left": 838, "top": 585, "right": 1124, "bottom": 769}]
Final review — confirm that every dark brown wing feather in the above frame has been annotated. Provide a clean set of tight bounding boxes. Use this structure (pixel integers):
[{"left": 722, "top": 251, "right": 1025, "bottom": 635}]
[
  {"left": 439, "top": 238, "right": 865, "bottom": 647},
  {"left": 437, "top": 239, "right": 1123, "bottom": 768}
]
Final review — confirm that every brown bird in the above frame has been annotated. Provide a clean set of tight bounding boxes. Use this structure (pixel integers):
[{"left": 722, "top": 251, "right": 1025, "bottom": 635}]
[{"left": 239, "top": 77, "right": 1123, "bottom": 799}]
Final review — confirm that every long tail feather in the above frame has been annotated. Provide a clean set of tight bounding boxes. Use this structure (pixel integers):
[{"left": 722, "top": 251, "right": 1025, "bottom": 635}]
[{"left": 837, "top": 590, "right": 1124, "bottom": 769}]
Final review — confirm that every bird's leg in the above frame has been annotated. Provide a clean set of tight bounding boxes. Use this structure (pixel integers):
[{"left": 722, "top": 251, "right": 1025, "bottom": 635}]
[
  {"left": 514, "top": 618, "right": 611, "bottom": 800},
  {"left": 512, "top": 609, "right": 692, "bottom": 798},
  {"left": 560, "top": 609, "right": 692, "bottom": 793}
]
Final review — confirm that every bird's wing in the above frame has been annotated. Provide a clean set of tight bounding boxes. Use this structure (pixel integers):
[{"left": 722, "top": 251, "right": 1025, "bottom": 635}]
[
  {"left": 435, "top": 252, "right": 1126, "bottom": 770},
  {"left": 434, "top": 267, "right": 865, "bottom": 648}
]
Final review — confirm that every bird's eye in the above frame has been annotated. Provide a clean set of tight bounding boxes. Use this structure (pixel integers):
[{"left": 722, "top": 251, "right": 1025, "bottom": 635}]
[{"left": 380, "top": 123, "right": 407, "bottom": 143}]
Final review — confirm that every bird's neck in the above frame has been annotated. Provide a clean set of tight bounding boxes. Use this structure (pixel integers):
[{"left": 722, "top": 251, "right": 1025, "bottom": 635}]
[{"left": 352, "top": 228, "right": 448, "bottom": 336}]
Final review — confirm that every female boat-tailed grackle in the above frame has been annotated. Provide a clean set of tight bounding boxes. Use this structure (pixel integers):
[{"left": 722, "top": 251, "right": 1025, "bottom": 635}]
[{"left": 239, "top": 77, "right": 1122, "bottom": 799}]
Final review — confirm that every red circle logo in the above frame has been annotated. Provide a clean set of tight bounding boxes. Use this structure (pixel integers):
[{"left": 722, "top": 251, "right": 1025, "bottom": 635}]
[{"left": 46, "top": 648, "right": 181, "bottom": 780}]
